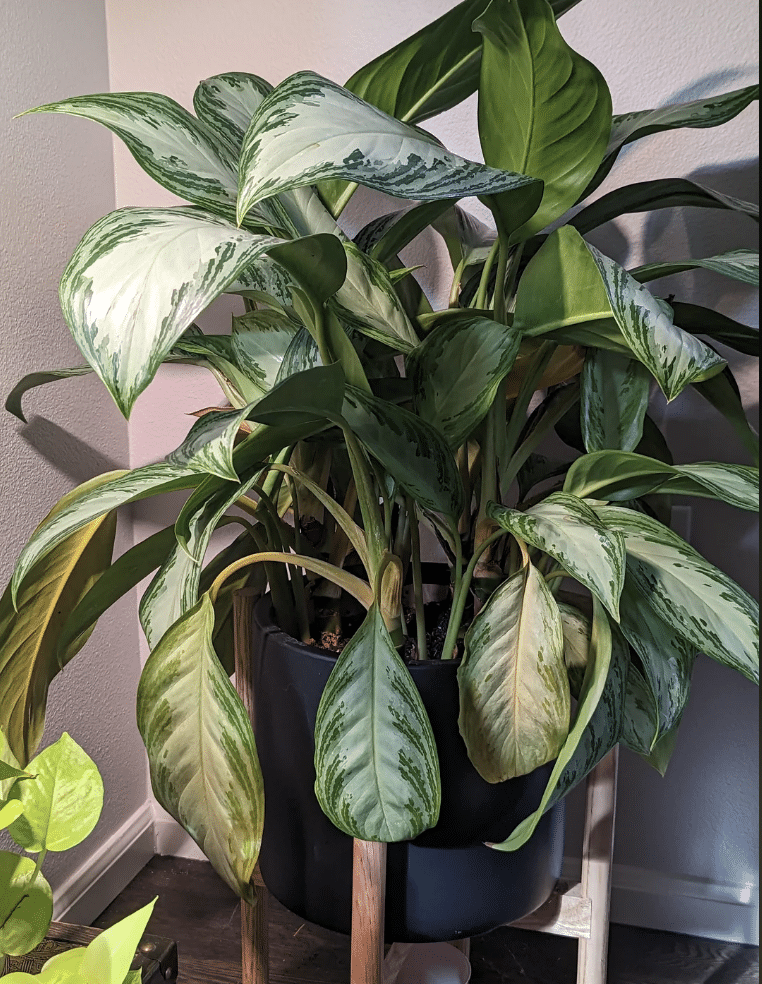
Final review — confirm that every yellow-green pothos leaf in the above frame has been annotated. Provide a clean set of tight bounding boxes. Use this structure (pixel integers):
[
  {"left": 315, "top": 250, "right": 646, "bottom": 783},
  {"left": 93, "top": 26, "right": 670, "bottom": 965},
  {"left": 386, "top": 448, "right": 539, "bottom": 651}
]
[
  {"left": 488, "top": 494, "right": 626, "bottom": 620},
  {"left": 474, "top": 0, "right": 612, "bottom": 242},
  {"left": 596, "top": 505, "right": 759, "bottom": 685},
  {"left": 60, "top": 206, "right": 284, "bottom": 417},
  {"left": 581, "top": 349, "right": 651, "bottom": 453},
  {"left": 408, "top": 316, "right": 522, "bottom": 448},
  {"left": 1, "top": 479, "right": 117, "bottom": 766},
  {"left": 0, "top": 852, "right": 53, "bottom": 958},
  {"left": 0, "top": 730, "right": 23, "bottom": 800},
  {"left": 78, "top": 899, "right": 157, "bottom": 984},
  {"left": 7, "top": 733, "right": 103, "bottom": 853},
  {"left": 237, "top": 71, "right": 541, "bottom": 225},
  {"left": 137, "top": 595, "right": 264, "bottom": 903},
  {"left": 0, "top": 800, "right": 24, "bottom": 830},
  {"left": 458, "top": 562, "right": 570, "bottom": 783},
  {"left": 490, "top": 598, "right": 627, "bottom": 851},
  {"left": 314, "top": 604, "right": 440, "bottom": 842}
]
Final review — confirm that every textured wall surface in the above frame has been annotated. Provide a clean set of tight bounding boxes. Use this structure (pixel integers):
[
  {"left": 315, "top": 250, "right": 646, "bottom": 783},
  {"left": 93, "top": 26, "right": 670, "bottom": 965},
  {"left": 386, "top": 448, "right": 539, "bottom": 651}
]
[
  {"left": 101, "top": 0, "right": 759, "bottom": 940},
  {"left": 0, "top": 0, "right": 149, "bottom": 895}
]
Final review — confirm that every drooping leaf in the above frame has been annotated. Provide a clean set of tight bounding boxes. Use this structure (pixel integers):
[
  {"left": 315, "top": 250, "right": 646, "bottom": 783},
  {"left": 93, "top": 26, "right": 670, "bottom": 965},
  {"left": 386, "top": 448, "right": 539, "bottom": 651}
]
[
  {"left": 237, "top": 71, "right": 541, "bottom": 225},
  {"left": 571, "top": 179, "right": 759, "bottom": 236},
  {"left": 0, "top": 852, "right": 53, "bottom": 957},
  {"left": 632, "top": 249, "right": 759, "bottom": 288},
  {"left": 488, "top": 493, "right": 625, "bottom": 620},
  {"left": 5, "top": 368, "right": 93, "bottom": 423},
  {"left": 671, "top": 303, "right": 759, "bottom": 358},
  {"left": 171, "top": 328, "right": 261, "bottom": 408},
  {"left": 475, "top": 0, "right": 612, "bottom": 241},
  {"left": 314, "top": 605, "right": 440, "bottom": 841},
  {"left": 408, "top": 315, "right": 522, "bottom": 447},
  {"left": 7, "top": 733, "right": 103, "bottom": 853},
  {"left": 596, "top": 505, "right": 759, "bottom": 684},
  {"left": 621, "top": 660, "right": 659, "bottom": 756},
  {"left": 60, "top": 206, "right": 283, "bottom": 416},
  {"left": 693, "top": 368, "right": 759, "bottom": 466},
  {"left": 432, "top": 204, "right": 497, "bottom": 270},
  {"left": 1, "top": 480, "right": 117, "bottom": 766},
  {"left": 137, "top": 595, "right": 264, "bottom": 902},
  {"left": 458, "top": 561, "right": 569, "bottom": 783},
  {"left": 581, "top": 349, "right": 651, "bottom": 453},
  {"left": 342, "top": 386, "right": 464, "bottom": 519},
  {"left": 166, "top": 407, "right": 254, "bottom": 482},
  {"left": 491, "top": 600, "right": 627, "bottom": 851}
]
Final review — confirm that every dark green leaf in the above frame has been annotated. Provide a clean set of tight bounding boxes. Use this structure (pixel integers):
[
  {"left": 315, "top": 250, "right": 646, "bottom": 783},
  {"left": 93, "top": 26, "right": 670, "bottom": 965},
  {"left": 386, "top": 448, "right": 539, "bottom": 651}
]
[{"left": 5, "top": 368, "right": 93, "bottom": 423}]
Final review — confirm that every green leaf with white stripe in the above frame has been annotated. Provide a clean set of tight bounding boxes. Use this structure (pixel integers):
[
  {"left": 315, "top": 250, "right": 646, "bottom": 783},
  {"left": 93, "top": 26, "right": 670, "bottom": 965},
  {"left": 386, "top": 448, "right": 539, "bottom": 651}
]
[
  {"left": 193, "top": 72, "right": 273, "bottom": 156},
  {"left": 491, "top": 600, "right": 627, "bottom": 851},
  {"left": 475, "top": 0, "right": 612, "bottom": 242},
  {"left": 60, "top": 206, "right": 283, "bottom": 416},
  {"left": 314, "top": 604, "right": 440, "bottom": 841},
  {"left": 277, "top": 327, "right": 322, "bottom": 382},
  {"left": 565, "top": 451, "right": 759, "bottom": 511},
  {"left": 488, "top": 494, "right": 626, "bottom": 620},
  {"left": 596, "top": 505, "right": 759, "bottom": 685},
  {"left": 237, "top": 71, "right": 541, "bottom": 225},
  {"left": 137, "top": 594, "right": 264, "bottom": 901},
  {"left": 342, "top": 386, "right": 464, "bottom": 520},
  {"left": 232, "top": 310, "right": 300, "bottom": 393},
  {"left": 5, "top": 368, "right": 93, "bottom": 423},
  {"left": 167, "top": 408, "right": 252, "bottom": 482},
  {"left": 586, "top": 244, "right": 726, "bottom": 401},
  {"left": 458, "top": 562, "right": 570, "bottom": 783},
  {"left": 433, "top": 204, "right": 497, "bottom": 270},
  {"left": 409, "top": 316, "right": 522, "bottom": 447},
  {"left": 622, "top": 660, "right": 659, "bottom": 756},
  {"left": 632, "top": 250, "right": 759, "bottom": 287},
  {"left": 581, "top": 349, "right": 651, "bottom": 453}
]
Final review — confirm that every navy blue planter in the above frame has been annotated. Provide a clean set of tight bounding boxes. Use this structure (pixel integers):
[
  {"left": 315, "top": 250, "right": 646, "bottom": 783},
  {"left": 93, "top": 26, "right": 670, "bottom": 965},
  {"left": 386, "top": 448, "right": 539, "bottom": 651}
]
[{"left": 251, "top": 597, "right": 564, "bottom": 943}]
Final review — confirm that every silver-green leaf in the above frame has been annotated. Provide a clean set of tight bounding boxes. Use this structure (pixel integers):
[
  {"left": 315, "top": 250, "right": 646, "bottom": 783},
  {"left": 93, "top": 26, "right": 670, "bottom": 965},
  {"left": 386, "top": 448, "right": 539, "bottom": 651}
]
[
  {"left": 632, "top": 249, "right": 759, "bottom": 288},
  {"left": 581, "top": 349, "right": 651, "bottom": 453}
]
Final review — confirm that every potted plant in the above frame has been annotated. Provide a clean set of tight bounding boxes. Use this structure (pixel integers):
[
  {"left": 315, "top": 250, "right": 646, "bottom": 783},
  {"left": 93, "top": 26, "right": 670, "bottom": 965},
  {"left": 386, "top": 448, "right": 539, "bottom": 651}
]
[{"left": 1, "top": 0, "right": 758, "bottom": 947}]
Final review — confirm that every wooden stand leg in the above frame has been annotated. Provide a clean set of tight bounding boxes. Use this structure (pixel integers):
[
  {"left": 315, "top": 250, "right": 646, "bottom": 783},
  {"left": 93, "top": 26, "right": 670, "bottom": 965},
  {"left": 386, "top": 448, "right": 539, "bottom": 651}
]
[
  {"left": 577, "top": 747, "right": 619, "bottom": 984},
  {"left": 234, "top": 590, "right": 270, "bottom": 984},
  {"left": 352, "top": 839, "right": 387, "bottom": 984}
]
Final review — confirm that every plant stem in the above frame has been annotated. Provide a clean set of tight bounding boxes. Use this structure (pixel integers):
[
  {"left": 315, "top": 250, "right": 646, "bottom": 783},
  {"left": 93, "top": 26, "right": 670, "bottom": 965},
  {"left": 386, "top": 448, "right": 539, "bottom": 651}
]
[
  {"left": 440, "top": 530, "right": 505, "bottom": 661},
  {"left": 502, "top": 382, "right": 580, "bottom": 493},
  {"left": 287, "top": 475, "right": 312, "bottom": 644},
  {"left": 475, "top": 240, "right": 500, "bottom": 310},
  {"left": 407, "top": 498, "right": 428, "bottom": 661},
  {"left": 449, "top": 257, "right": 468, "bottom": 308},
  {"left": 342, "top": 426, "right": 385, "bottom": 575}
]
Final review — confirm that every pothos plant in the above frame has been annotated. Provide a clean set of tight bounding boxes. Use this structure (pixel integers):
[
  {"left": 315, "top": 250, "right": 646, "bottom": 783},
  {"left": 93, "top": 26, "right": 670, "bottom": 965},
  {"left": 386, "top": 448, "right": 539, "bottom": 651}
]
[{"left": 1, "top": 0, "right": 759, "bottom": 906}]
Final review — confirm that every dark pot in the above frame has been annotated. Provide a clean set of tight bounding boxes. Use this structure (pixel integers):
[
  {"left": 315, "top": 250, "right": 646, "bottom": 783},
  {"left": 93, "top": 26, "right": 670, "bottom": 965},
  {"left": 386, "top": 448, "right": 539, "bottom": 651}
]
[{"left": 251, "top": 597, "right": 564, "bottom": 943}]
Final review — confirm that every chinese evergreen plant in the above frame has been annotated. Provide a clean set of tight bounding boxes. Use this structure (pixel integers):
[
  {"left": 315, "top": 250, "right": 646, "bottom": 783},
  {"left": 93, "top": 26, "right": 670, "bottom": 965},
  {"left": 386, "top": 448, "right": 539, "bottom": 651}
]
[{"left": 1, "top": 0, "right": 759, "bottom": 905}]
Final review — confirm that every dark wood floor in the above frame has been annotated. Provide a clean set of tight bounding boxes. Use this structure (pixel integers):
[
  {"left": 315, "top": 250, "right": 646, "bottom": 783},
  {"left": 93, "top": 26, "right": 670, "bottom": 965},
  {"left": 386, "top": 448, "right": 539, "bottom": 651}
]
[{"left": 94, "top": 857, "right": 759, "bottom": 984}]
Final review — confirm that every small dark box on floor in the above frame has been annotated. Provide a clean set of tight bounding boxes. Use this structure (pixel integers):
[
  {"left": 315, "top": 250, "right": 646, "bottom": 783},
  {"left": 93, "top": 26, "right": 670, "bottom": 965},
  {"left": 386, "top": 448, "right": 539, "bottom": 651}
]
[{"left": 2, "top": 921, "right": 178, "bottom": 981}]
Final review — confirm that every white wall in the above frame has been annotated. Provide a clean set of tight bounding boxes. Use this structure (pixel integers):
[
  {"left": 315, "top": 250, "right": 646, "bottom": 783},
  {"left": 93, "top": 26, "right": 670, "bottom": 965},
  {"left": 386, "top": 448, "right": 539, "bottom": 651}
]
[{"left": 0, "top": 0, "right": 152, "bottom": 920}]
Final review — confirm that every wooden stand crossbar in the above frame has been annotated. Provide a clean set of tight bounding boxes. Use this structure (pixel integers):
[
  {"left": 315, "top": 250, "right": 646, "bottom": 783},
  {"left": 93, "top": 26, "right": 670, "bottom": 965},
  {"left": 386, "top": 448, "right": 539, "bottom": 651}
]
[{"left": 234, "top": 590, "right": 618, "bottom": 984}]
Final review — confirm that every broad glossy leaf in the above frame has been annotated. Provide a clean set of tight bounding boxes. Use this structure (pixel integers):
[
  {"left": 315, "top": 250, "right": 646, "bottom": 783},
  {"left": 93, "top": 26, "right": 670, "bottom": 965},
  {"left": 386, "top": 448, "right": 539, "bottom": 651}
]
[
  {"left": 342, "top": 386, "right": 464, "bottom": 519},
  {"left": 458, "top": 562, "right": 569, "bottom": 783},
  {"left": 1, "top": 481, "right": 117, "bottom": 766},
  {"left": 693, "top": 368, "right": 759, "bottom": 466},
  {"left": 662, "top": 462, "right": 759, "bottom": 511},
  {"left": 596, "top": 505, "right": 759, "bottom": 684},
  {"left": 8, "top": 733, "right": 103, "bottom": 853},
  {"left": 5, "top": 368, "right": 93, "bottom": 423},
  {"left": 314, "top": 605, "right": 440, "bottom": 841},
  {"left": 0, "top": 852, "right": 53, "bottom": 957},
  {"left": 632, "top": 249, "right": 759, "bottom": 287},
  {"left": 0, "top": 731, "right": 23, "bottom": 800},
  {"left": 671, "top": 303, "right": 759, "bottom": 358},
  {"left": 80, "top": 899, "right": 157, "bottom": 984},
  {"left": 581, "top": 349, "right": 651, "bottom": 453},
  {"left": 489, "top": 494, "right": 625, "bottom": 619},
  {"left": 0, "top": 800, "right": 24, "bottom": 830},
  {"left": 266, "top": 233, "right": 347, "bottom": 307},
  {"left": 248, "top": 364, "right": 346, "bottom": 430},
  {"left": 475, "top": 0, "right": 611, "bottom": 241},
  {"left": 237, "top": 71, "right": 541, "bottom": 224},
  {"left": 11, "top": 464, "right": 200, "bottom": 606},
  {"left": 60, "top": 207, "right": 283, "bottom": 416},
  {"left": 409, "top": 315, "right": 522, "bottom": 447},
  {"left": 22, "top": 93, "right": 240, "bottom": 216},
  {"left": 137, "top": 595, "right": 263, "bottom": 902},
  {"left": 517, "top": 453, "right": 574, "bottom": 503},
  {"left": 193, "top": 72, "right": 273, "bottom": 156},
  {"left": 586, "top": 244, "right": 726, "bottom": 401},
  {"left": 572, "top": 179, "right": 759, "bottom": 236},
  {"left": 491, "top": 600, "right": 627, "bottom": 851},
  {"left": 364, "top": 201, "right": 453, "bottom": 265}
]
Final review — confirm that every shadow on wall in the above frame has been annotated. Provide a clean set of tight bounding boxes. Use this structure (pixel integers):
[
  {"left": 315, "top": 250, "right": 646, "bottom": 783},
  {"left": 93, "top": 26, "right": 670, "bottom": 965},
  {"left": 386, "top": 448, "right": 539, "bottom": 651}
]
[{"left": 19, "top": 416, "right": 126, "bottom": 483}]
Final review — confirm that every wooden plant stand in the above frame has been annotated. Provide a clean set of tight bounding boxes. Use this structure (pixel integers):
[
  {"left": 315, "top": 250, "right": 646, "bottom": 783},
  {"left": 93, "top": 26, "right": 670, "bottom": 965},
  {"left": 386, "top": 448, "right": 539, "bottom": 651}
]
[{"left": 234, "top": 590, "right": 618, "bottom": 984}]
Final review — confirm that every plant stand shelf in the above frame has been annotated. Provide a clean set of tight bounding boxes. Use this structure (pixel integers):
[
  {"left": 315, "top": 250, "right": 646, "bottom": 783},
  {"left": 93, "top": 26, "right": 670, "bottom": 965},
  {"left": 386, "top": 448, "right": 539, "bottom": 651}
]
[{"left": 234, "top": 590, "right": 618, "bottom": 984}]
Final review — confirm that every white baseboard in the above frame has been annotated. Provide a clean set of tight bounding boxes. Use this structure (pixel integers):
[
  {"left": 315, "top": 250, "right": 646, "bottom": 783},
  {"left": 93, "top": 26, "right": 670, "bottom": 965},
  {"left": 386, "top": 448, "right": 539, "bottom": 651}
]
[
  {"left": 53, "top": 803, "right": 154, "bottom": 926},
  {"left": 153, "top": 815, "right": 207, "bottom": 862},
  {"left": 562, "top": 858, "right": 759, "bottom": 946}
]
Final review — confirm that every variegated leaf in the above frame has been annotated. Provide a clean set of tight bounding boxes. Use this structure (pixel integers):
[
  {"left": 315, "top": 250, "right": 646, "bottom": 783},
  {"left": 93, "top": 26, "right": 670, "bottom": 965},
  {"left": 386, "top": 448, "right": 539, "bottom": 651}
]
[
  {"left": 193, "top": 72, "right": 273, "bottom": 156},
  {"left": 558, "top": 602, "right": 590, "bottom": 670},
  {"left": 167, "top": 407, "right": 253, "bottom": 482},
  {"left": 137, "top": 595, "right": 264, "bottom": 902},
  {"left": 581, "top": 349, "right": 651, "bottom": 453},
  {"left": 632, "top": 249, "right": 759, "bottom": 288},
  {"left": 60, "top": 206, "right": 283, "bottom": 416},
  {"left": 693, "top": 368, "right": 760, "bottom": 467},
  {"left": 10, "top": 464, "right": 201, "bottom": 606},
  {"left": 596, "top": 505, "right": 759, "bottom": 684},
  {"left": 5, "top": 368, "right": 93, "bottom": 423},
  {"left": 475, "top": 0, "right": 612, "bottom": 241},
  {"left": 458, "top": 562, "right": 569, "bottom": 783},
  {"left": 491, "top": 600, "right": 627, "bottom": 851},
  {"left": 314, "top": 605, "right": 440, "bottom": 841},
  {"left": 586, "top": 244, "right": 726, "bottom": 401},
  {"left": 488, "top": 494, "right": 626, "bottom": 620},
  {"left": 232, "top": 309, "right": 300, "bottom": 394},
  {"left": 277, "top": 327, "right": 322, "bottom": 383},
  {"left": 342, "top": 386, "right": 464, "bottom": 520},
  {"left": 433, "top": 204, "right": 497, "bottom": 270},
  {"left": 663, "top": 462, "right": 759, "bottom": 511},
  {"left": 409, "top": 316, "right": 521, "bottom": 448},
  {"left": 172, "top": 329, "right": 261, "bottom": 408},
  {"left": 237, "top": 71, "right": 540, "bottom": 224},
  {"left": 621, "top": 660, "right": 659, "bottom": 756},
  {"left": 671, "top": 303, "right": 760, "bottom": 358}
]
